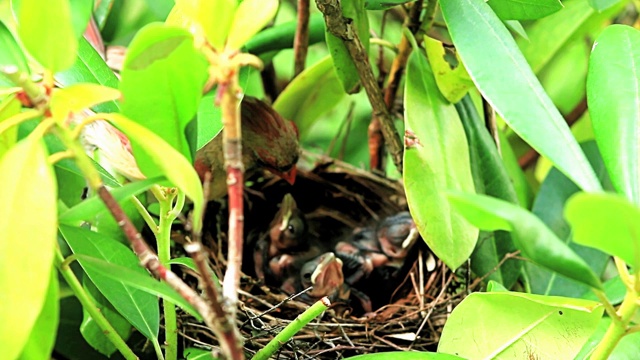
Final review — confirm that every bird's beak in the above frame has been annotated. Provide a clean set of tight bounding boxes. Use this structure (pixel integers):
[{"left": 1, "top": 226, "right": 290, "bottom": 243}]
[{"left": 272, "top": 165, "right": 297, "bottom": 185}]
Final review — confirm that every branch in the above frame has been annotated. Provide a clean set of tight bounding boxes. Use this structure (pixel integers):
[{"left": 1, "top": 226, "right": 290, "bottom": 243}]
[
  {"left": 316, "top": 0, "right": 404, "bottom": 172},
  {"left": 293, "top": 0, "right": 311, "bottom": 77}
]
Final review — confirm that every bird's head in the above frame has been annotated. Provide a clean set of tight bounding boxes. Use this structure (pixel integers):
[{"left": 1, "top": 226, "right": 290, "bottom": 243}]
[
  {"left": 301, "top": 252, "right": 344, "bottom": 298},
  {"left": 241, "top": 97, "right": 300, "bottom": 185}
]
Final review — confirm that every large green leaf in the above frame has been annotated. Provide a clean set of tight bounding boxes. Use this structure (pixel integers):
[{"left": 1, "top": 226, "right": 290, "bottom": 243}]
[
  {"left": 487, "top": 0, "right": 563, "bottom": 20},
  {"left": 587, "top": 25, "right": 640, "bottom": 205},
  {"left": 59, "top": 225, "right": 160, "bottom": 348},
  {"left": 403, "top": 48, "right": 477, "bottom": 270},
  {"left": 18, "top": 271, "right": 59, "bottom": 360},
  {"left": 69, "top": 0, "right": 93, "bottom": 38},
  {"left": 526, "top": 141, "right": 610, "bottom": 297},
  {"left": 440, "top": 0, "right": 601, "bottom": 193},
  {"left": 14, "top": 0, "right": 77, "bottom": 72},
  {"left": 565, "top": 193, "right": 640, "bottom": 269},
  {"left": 324, "top": 0, "right": 369, "bottom": 93},
  {"left": 438, "top": 292, "right": 603, "bottom": 359},
  {"left": 167, "top": 0, "right": 236, "bottom": 51},
  {"left": 120, "top": 22, "right": 208, "bottom": 161},
  {"left": 455, "top": 95, "right": 521, "bottom": 288},
  {"left": 0, "top": 137, "right": 57, "bottom": 360},
  {"left": 55, "top": 38, "right": 121, "bottom": 114},
  {"left": 0, "top": 20, "right": 29, "bottom": 87},
  {"left": 447, "top": 192, "right": 603, "bottom": 289},
  {"left": 274, "top": 56, "right": 346, "bottom": 138},
  {"left": 425, "top": 37, "right": 474, "bottom": 103}
]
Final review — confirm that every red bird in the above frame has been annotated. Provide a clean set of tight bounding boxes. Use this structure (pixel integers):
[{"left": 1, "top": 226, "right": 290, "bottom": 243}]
[{"left": 195, "top": 96, "right": 300, "bottom": 200}]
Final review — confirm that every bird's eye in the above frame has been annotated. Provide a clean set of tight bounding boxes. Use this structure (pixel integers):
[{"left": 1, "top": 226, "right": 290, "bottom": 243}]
[
  {"left": 285, "top": 217, "right": 305, "bottom": 238},
  {"left": 302, "top": 272, "right": 312, "bottom": 280}
]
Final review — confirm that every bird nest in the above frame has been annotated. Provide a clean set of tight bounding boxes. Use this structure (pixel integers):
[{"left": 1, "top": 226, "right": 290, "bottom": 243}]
[{"left": 179, "top": 151, "right": 466, "bottom": 358}]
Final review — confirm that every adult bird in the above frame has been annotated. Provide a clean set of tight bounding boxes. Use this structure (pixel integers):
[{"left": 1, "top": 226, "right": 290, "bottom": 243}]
[{"left": 195, "top": 96, "right": 300, "bottom": 200}]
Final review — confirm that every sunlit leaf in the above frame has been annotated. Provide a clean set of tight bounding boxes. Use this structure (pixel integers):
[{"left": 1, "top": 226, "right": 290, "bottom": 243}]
[
  {"left": 14, "top": 0, "right": 77, "bottom": 72},
  {"left": 347, "top": 352, "right": 464, "bottom": 359},
  {"left": 226, "top": 0, "right": 277, "bottom": 50},
  {"left": 59, "top": 225, "right": 161, "bottom": 347},
  {"left": 0, "top": 94, "right": 21, "bottom": 158},
  {"left": 447, "top": 192, "right": 603, "bottom": 289},
  {"left": 587, "top": 25, "right": 640, "bottom": 205},
  {"left": 0, "top": 20, "right": 29, "bottom": 86},
  {"left": 438, "top": 292, "right": 603, "bottom": 359},
  {"left": 440, "top": 0, "right": 602, "bottom": 192},
  {"left": 69, "top": 0, "right": 93, "bottom": 38},
  {"left": 18, "top": 271, "right": 59, "bottom": 359},
  {"left": 588, "top": 0, "right": 623, "bottom": 11},
  {"left": 404, "top": 48, "right": 477, "bottom": 270},
  {"left": 424, "top": 37, "right": 474, "bottom": 103},
  {"left": 565, "top": 192, "right": 640, "bottom": 269},
  {"left": 167, "top": 0, "right": 236, "bottom": 51},
  {"left": 0, "top": 137, "right": 57, "bottom": 360},
  {"left": 120, "top": 23, "right": 208, "bottom": 161},
  {"left": 50, "top": 84, "right": 121, "bottom": 121}
]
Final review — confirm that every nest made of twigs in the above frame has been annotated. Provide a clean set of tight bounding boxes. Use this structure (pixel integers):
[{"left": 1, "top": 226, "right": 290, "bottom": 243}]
[{"left": 179, "top": 151, "right": 466, "bottom": 358}]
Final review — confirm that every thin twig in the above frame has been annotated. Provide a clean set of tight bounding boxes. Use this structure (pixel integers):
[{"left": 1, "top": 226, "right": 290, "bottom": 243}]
[
  {"left": 293, "top": 0, "right": 311, "bottom": 77},
  {"left": 316, "top": 0, "right": 404, "bottom": 172},
  {"left": 482, "top": 97, "right": 500, "bottom": 154}
]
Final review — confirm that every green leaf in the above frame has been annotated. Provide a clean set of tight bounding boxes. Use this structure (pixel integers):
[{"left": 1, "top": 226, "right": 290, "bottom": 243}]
[
  {"left": 59, "top": 176, "right": 163, "bottom": 224},
  {"left": 226, "top": 0, "right": 278, "bottom": 50},
  {"left": 0, "top": 94, "right": 21, "bottom": 158},
  {"left": 565, "top": 192, "right": 640, "bottom": 269},
  {"left": 51, "top": 84, "right": 121, "bottom": 121},
  {"left": 15, "top": 0, "right": 77, "bottom": 72},
  {"left": 120, "top": 22, "right": 208, "bottom": 161},
  {"left": 581, "top": 276, "right": 625, "bottom": 305},
  {"left": 0, "top": 20, "right": 29, "bottom": 84},
  {"left": 0, "top": 137, "right": 57, "bottom": 360},
  {"left": 80, "top": 279, "right": 132, "bottom": 356},
  {"left": 56, "top": 38, "right": 121, "bottom": 114},
  {"left": 244, "top": 13, "right": 326, "bottom": 55},
  {"left": 105, "top": 113, "right": 204, "bottom": 232},
  {"left": 59, "top": 225, "right": 161, "bottom": 347},
  {"left": 424, "top": 36, "right": 474, "bottom": 103},
  {"left": 325, "top": 0, "right": 369, "bottom": 93},
  {"left": 440, "top": 0, "right": 602, "bottom": 193},
  {"left": 403, "top": 49, "right": 478, "bottom": 270},
  {"left": 185, "top": 347, "right": 220, "bottom": 359},
  {"left": 487, "top": 0, "right": 563, "bottom": 20},
  {"left": 526, "top": 141, "right": 610, "bottom": 297},
  {"left": 167, "top": 0, "right": 236, "bottom": 51},
  {"left": 438, "top": 292, "right": 603, "bottom": 359},
  {"left": 588, "top": 0, "right": 623, "bottom": 11},
  {"left": 347, "top": 352, "right": 464, "bottom": 359},
  {"left": 169, "top": 256, "right": 220, "bottom": 285},
  {"left": 273, "top": 56, "right": 346, "bottom": 138},
  {"left": 587, "top": 25, "right": 640, "bottom": 205},
  {"left": 69, "top": 0, "right": 93, "bottom": 38},
  {"left": 54, "top": 297, "right": 106, "bottom": 359},
  {"left": 18, "top": 271, "right": 59, "bottom": 360},
  {"left": 95, "top": 0, "right": 115, "bottom": 29},
  {"left": 447, "top": 192, "right": 603, "bottom": 289},
  {"left": 75, "top": 254, "right": 201, "bottom": 319},
  {"left": 575, "top": 317, "right": 640, "bottom": 359},
  {"left": 363, "top": 0, "right": 413, "bottom": 10},
  {"left": 455, "top": 95, "right": 521, "bottom": 288}
]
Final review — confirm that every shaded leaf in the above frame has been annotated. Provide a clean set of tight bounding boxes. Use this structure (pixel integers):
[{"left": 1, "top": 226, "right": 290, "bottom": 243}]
[
  {"left": 55, "top": 38, "right": 121, "bottom": 114},
  {"left": 325, "top": 0, "right": 369, "bottom": 93},
  {"left": 588, "top": 0, "right": 623, "bottom": 11},
  {"left": 440, "top": 0, "right": 601, "bottom": 192},
  {"left": 14, "top": 0, "right": 77, "bottom": 71},
  {"left": 565, "top": 192, "right": 640, "bottom": 269},
  {"left": 487, "top": 0, "right": 563, "bottom": 20},
  {"left": 274, "top": 56, "right": 346, "bottom": 138},
  {"left": 404, "top": 48, "right": 477, "bottom": 270},
  {"left": 0, "top": 137, "right": 57, "bottom": 360},
  {"left": 438, "top": 292, "right": 603, "bottom": 359},
  {"left": 69, "top": 0, "right": 93, "bottom": 38},
  {"left": 587, "top": 25, "right": 640, "bottom": 205},
  {"left": 447, "top": 192, "right": 603, "bottom": 289},
  {"left": 59, "top": 225, "right": 160, "bottom": 346}
]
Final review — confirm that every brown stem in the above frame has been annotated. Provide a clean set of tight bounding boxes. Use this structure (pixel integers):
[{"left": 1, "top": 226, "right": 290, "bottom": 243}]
[
  {"left": 220, "top": 70, "right": 245, "bottom": 321},
  {"left": 482, "top": 97, "right": 500, "bottom": 153},
  {"left": 293, "top": 0, "right": 311, "bottom": 77},
  {"left": 316, "top": 0, "right": 404, "bottom": 172}
]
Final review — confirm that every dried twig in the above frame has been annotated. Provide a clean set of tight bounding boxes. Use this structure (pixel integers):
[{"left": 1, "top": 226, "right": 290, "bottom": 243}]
[
  {"left": 315, "top": 0, "right": 404, "bottom": 172},
  {"left": 294, "top": 0, "right": 311, "bottom": 77}
]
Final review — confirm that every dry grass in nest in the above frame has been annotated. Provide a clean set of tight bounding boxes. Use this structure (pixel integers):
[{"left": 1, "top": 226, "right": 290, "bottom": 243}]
[{"left": 178, "top": 152, "right": 469, "bottom": 358}]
